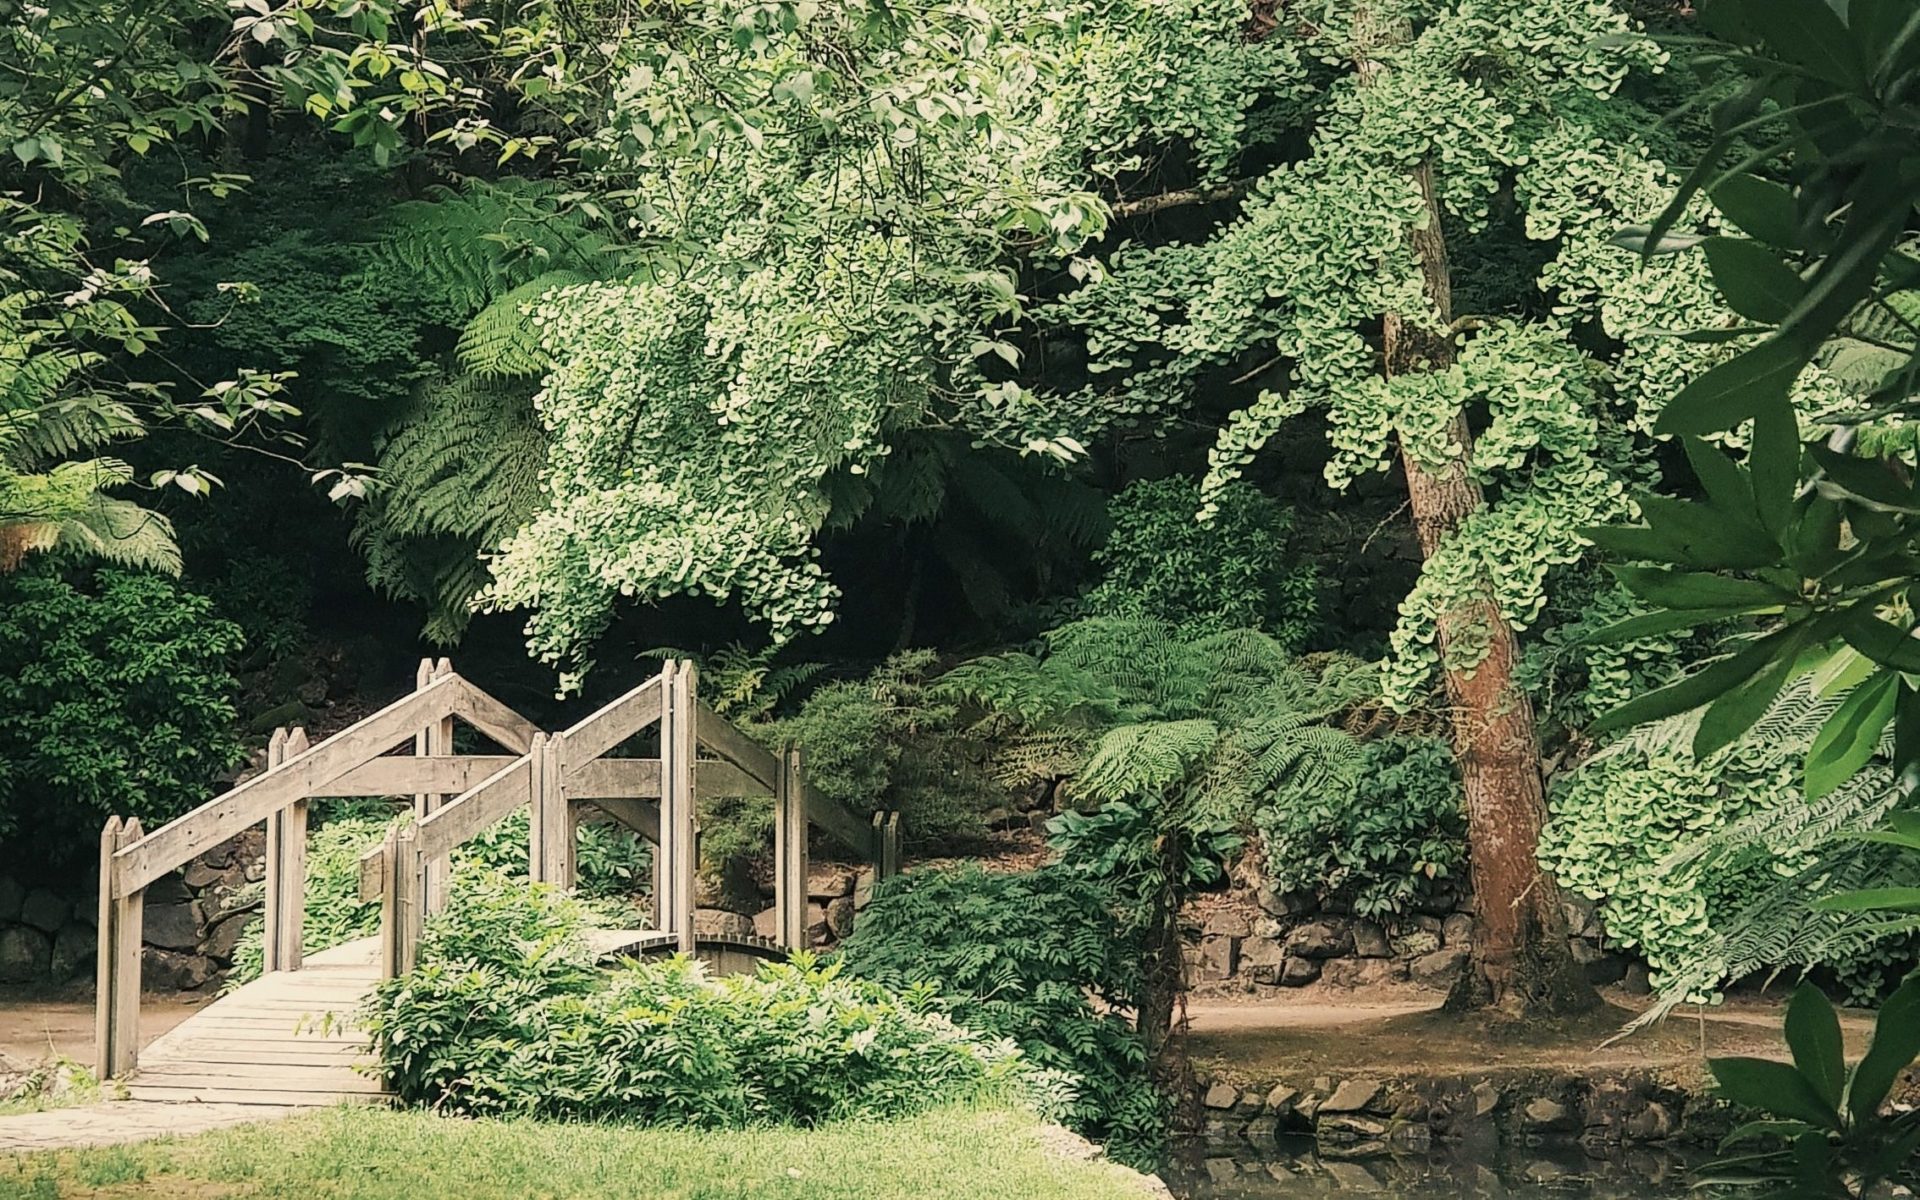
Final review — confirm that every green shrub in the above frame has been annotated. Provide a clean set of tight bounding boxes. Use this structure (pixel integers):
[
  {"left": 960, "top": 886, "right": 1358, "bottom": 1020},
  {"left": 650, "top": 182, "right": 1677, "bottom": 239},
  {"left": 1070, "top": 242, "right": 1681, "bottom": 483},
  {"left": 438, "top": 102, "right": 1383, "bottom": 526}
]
[
  {"left": 363, "top": 870, "right": 1040, "bottom": 1126},
  {"left": 1255, "top": 736, "right": 1466, "bottom": 923},
  {"left": 838, "top": 865, "right": 1163, "bottom": 1167},
  {"left": 227, "top": 807, "right": 650, "bottom": 986},
  {"left": 0, "top": 564, "right": 245, "bottom": 866},
  {"left": 1083, "top": 477, "right": 1318, "bottom": 649},
  {"left": 763, "top": 652, "right": 1001, "bottom": 846}
]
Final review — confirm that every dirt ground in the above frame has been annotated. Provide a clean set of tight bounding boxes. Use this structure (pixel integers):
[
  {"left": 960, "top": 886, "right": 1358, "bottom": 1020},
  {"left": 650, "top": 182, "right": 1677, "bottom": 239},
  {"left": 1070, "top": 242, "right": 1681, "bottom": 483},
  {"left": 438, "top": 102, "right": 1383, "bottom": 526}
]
[
  {"left": 0, "top": 990, "right": 208, "bottom": 1069},
  {"left": 1181, "top": 986, "right": 1876, "bottom": 1086}
]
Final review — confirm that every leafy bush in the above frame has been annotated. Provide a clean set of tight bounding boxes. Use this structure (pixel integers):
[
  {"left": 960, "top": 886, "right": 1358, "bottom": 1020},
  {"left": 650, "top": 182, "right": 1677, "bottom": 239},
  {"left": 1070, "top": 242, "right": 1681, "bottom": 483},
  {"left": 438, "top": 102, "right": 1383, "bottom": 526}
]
[
  {"left": 227, "top": 808, "right": 651, "bottom": 986},
  {"left": 837, "top": 865, "right": 1163, "bottom": 1167},
  {"left": 1255, "top": 736, "right": 1466, "bottom": 923},
  {"left": 363, "top": 870, "right": 1039, "bottom": 1126},
  {"left": 763, "top": 651, "right": 1001, "bottom": 846},
  {"left": 1083, "top": 477, "right": 1319, "bottom": 650},
  {"left": 0, "top": 565, "right": 245, "bottom": 866}
]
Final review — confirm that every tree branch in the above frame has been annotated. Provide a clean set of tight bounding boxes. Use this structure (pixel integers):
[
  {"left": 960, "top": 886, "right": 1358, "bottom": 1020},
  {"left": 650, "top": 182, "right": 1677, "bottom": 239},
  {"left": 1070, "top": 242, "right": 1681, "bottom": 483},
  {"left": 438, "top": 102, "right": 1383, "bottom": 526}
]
[{"left": 1110, "top": 177, "right": 1260, "bottom": 220}]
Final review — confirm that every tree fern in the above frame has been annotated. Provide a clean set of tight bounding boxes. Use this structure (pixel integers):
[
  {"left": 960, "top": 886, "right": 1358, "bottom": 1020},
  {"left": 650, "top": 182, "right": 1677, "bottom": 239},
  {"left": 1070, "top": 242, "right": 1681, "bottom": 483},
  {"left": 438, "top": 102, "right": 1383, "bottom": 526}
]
[
  {"left": 455, "top": 269, "right": 593, "bottom": 379},
  {"left": 383, "top": 180, "right": 612, "bottom": 321}
]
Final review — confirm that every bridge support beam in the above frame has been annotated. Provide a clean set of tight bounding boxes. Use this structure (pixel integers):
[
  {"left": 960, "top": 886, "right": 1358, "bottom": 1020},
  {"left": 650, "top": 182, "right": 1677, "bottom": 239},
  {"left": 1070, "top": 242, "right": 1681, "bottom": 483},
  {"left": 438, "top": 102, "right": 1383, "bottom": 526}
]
[
  {"left": 263, "top": 727, "right": 311, "bottom": 973},
  {"left": 416, "top": 658, "right": 455, "bottom": 913},
  {"left": 95, "top": 816, "right": 145, "bottom": 1080},
  {"left": 774, "top": 747, "right": 808, "bottom": 950},
  {"left": 530, "top": 732, "right": 574, "bottom": 888},
  {"left": 659, "top": 661, "right": 699, "bottom": 953}
]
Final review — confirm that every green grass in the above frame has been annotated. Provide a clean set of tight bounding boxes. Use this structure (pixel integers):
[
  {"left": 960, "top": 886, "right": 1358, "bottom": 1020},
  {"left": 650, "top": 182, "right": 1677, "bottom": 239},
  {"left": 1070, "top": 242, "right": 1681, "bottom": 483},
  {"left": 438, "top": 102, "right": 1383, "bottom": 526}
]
[{"left": 0, "top": 1103, "right": 1157, "bottom": 1200}]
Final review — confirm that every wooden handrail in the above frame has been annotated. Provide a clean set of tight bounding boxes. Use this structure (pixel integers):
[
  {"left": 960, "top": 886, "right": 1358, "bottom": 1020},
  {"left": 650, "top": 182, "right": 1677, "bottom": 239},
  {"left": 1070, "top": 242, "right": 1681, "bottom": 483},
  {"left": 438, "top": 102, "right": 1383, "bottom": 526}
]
[
  {"left": 114, "top": 673, "right": 465, "bottom": 895},
  {"left": 562, "top": 674, "right": 662, "bottom": 762},
  {"left": 692, "top": 700, "right": 779, "bottom": 790},
  {"left": 414, "top": 754, "right": 534, "bottom": 861}
]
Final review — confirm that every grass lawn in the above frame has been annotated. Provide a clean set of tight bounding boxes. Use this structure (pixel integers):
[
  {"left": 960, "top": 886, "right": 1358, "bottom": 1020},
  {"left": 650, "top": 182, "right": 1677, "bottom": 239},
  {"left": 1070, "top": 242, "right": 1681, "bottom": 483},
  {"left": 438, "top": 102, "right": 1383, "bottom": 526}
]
[{"left": 0, "top": 1103, "right": 1159, "bottom": 1200}]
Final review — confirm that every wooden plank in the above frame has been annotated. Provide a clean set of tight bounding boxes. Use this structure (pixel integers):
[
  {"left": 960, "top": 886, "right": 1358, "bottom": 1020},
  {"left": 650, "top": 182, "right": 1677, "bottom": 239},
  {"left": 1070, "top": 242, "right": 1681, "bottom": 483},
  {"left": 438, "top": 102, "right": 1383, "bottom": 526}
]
[
  {"left": 565, "top": 757, "right": 763, "bottom": 800},
  {"left": 262, "top": 730, "right": 291, "bottom": 973},
  {"left": 803, "top": 778, "right": 875, "bottom": 857},
  {"left": 116, "top": 675, "right": 463, "bottom": 894},
  {"left": 357, "top": 842, "right": 385, "bottom": 903},
  {"left": 562, "top": 674, "right": 662, "bottom": 762},
  {"left": 413, "top": 755, "right": 531, "bottom": 861},
  {"left": 324, "top": 756, "right": 521, "bottom": 796},
  {"left": 451, "top": 677, "right": 541, "bottom": 754},
  {"left": 125, "top": 1073, "right": 385, "bottom": 1093},
  {"left": 580, "top": 797, "right": 660, "bottom": 842},
  {"left": 529, "top": 734, "right": 573, "bottom": 886},
  {"left": 668, "top": 664, "right": 698, "bottom": 953},
  {"left": 122, "top": 1084, "right": 384, "bottom": 1105},
  {"left": 96, "top": 817, "right": 145, "bottom": 1080},
  {"left": 694, "top": 699, "right": 778, "bottom": 789},
  {"left": 775, "top": 747, "right": 807, "bottom": 950}
]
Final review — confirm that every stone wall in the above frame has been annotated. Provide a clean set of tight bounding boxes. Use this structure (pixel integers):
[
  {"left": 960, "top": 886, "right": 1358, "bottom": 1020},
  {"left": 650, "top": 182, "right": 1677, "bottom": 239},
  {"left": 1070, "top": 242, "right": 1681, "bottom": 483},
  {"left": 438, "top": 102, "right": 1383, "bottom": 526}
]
[
  {"left": 0, "top": 828, "right": 265, "bottom": 992},
  {"left": 1190, "top": 1066, "right": 1723, "bottom": 1157},
  {"left": 1184, "top": 885, "right": 1644, "bottom": 997}
]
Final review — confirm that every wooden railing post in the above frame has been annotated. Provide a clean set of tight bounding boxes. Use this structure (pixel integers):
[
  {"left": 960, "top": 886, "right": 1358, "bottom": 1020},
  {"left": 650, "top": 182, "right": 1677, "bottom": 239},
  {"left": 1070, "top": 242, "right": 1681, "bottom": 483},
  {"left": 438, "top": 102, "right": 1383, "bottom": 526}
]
[
  {"left": 529, "top": 732, "right": 573, "bottom": 887},
  {"left": 657, "top": 662, "right": 698, "bottom": 953},
  {"left": 264, "top": 728, "right": 311, "bottom": 973},
  {"left": 774, "top": 746, "right": 808, "bottom": 950},
  {"left": 870, "top": 810, "right": 902, "bottom": 882},
  {"left": 95, "top": 816, "right": 144, "bottom": 1080},
  {"left": 417, "top": 658, "right": 455, "bottom": 912},
  {"left": 378, "top": 822, "right": 424, "bottom": 979}
]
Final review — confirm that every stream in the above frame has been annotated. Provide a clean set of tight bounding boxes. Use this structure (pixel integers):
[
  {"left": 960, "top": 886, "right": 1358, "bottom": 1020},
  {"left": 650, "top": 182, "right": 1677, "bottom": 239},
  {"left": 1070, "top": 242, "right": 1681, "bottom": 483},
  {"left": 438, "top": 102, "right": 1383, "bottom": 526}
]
[{"left": 1163, "top": 1137, "right": 1702, "bottom": 1199}]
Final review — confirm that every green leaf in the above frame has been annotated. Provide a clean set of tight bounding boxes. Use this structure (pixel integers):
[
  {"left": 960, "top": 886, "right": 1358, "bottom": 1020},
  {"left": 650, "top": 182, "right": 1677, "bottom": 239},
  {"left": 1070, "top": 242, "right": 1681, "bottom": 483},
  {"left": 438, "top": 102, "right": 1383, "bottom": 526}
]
[
  {"left": 1747, "top": 0, "right": 1867, "bottom": 87},
  {"left": 1847, "top": 972, "right": 1920, "bottom": 1121},
  {"left": 1710, "top": 175, "right": 1801, "bottom": 248},
  {"left": 1694, "top": 648, "right": 1800, "bottom": 757},
  {"left": 1805, "top": 671, "right": 1896, "bottom": 799},
  {"left": 1814, "top": 888, "right": 1920, "bottom": 913},
  {"left": 1704, "top": 238, "right": 1807, "bottom": 324},
  {"left": 1654, "top": 339, "right": 1812, "bottom": 437},
  {"left": 1576, "top": 607, "right": 1764, "bottom": 646},
  {"left": 1748, "top": 395, "right": 1804, "bottom": 538},
  {"left": 1587, "top": 630, "right": 1793, "bottom": 738},
  {"left": 1840, "top": 613, "right": 1920, "bottom": 672},
  {"left": 1611, "top": 225, "right": 1707, "bottom": 255},
  {"left": 1784, "top": 984, "right": 1846, "bottom": 1110},
  {"left": 1683, "top": 436, "right": 1757, "bottom": 520},
  {"left": 1609, "top": 567, "right": 1789, "bottom": 611},
  {"left": 1591, "top": 495, "right": 1782, "bottom": 570},
  {"left": 1807, "top": 444, "right": 1916, "bottom": 510},
  {"left": 1707, "top": 1056, "right": 1841, "bottom": 1129}
]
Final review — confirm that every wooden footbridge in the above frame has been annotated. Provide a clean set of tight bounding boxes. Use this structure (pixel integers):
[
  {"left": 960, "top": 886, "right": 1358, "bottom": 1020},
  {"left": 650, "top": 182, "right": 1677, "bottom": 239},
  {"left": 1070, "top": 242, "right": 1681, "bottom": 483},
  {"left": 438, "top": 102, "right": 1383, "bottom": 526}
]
[{"left": 94, "top": 659, "right": 901, "bottom": 1106}]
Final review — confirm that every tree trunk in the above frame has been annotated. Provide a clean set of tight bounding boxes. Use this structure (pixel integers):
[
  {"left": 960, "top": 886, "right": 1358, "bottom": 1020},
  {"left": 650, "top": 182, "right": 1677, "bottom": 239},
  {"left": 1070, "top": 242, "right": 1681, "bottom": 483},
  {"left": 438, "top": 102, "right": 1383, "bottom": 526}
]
[{"left": 1381, "top": 160, "right": 1598, "bottom": 1019}]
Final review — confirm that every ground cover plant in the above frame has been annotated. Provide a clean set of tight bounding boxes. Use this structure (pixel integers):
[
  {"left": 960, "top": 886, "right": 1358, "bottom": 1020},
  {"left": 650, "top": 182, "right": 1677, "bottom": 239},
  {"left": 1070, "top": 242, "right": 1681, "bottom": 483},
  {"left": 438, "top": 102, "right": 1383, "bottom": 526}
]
[{"left": 0, "top": 1104, "right": 1155, "bottom": 1200}]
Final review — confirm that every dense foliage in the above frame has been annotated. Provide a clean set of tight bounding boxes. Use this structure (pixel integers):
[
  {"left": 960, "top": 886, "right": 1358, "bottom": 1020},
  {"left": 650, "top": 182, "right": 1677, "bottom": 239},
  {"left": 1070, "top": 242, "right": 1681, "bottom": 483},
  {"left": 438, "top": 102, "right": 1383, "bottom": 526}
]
[
  {"left": 1257, "top": 736, "right": 1465, "bottom": 924},
  {"left": 363, "top": 872, "right": 1043, "bottom": 1126},
  {"left": 0, "top": 565, "right": 244, "bottom": 865},
  {"left": 838, "top": 866, "right": 1161, "bottom": 1167}
]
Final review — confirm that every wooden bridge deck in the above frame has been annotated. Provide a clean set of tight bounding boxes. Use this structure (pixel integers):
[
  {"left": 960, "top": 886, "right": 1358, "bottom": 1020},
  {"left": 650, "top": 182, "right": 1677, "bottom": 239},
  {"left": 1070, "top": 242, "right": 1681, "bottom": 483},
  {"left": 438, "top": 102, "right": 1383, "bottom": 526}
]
[{"left": 122, "top": 929, "right": 690, "bottom": 1106}]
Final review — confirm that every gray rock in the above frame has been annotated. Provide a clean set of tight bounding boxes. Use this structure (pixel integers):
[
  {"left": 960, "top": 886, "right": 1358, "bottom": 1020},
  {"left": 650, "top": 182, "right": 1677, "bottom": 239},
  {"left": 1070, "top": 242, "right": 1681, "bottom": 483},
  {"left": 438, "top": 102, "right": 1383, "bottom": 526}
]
[
  {"left": 1265, "top": 1085, "right": 1299, "bottom": 1115},
  {"left": 752, "top": 906, "right": 779, "bottom": 939},
  {"left": 18, "top": 889, "right": 67, "bottom": 934},
  {"left": 1625, "top": 1101, "right": 1675, "bottom": 1141},
  {"left": 243, "top": 856, "right": 266, "bottom": 884},
  {"left": 1255, "top": 886, "right": 1313, "bottom": 917},
  {"left": 852, "top": 869, "right": 875, "bottom": 911},
  {"left": 1392, "top": 929, "right": 1441, "bottom": 959},
  {"left": 1026, "top": 810, "right": 1052, "bottom": 832},
  {"left": 1390, "top": 1122, "right": 1434, "bottom": 1151},
  {"left": 982, "top": 807, "right": 1012, "bottom": 830},
  {"left": 1240, "top": 937, "right": 1286, "bottom": 970},
  {"left": 693, "top": 908, "right": 757, "bottom": 940},
  {"left": 203, "top": 912, "right": 250, "bottom": 963},
  {"left": 143, "top": 901, "right": 201, "bottom": 952},
  {"left": 805, "top": 865, "right": 856, "bottom": 901},
  {"left": 182, "top": 860, "right": 226, "bottom": 890},
  {"left": 1252, "top": 916, "right": 1286, "bottom": 941},
  {"left": 1280, "top": 956, "right": 1321, "bottom": 987},
  {"left": 1286, "top": 920, "right": 1352, "bottom": 960},
  {"left": 805, "top": 902, "right": 831, "bottom": 946},
  {"left": 1203, "top": 1158, "right": 1240, "bottom": 1184},
  {"left": 1563, "top": 892, "right": 1601, "bottom": 938},
  {"left": 1202, "top": 1082, "right": 1241, "bottom": 1110},
  {"left": 1621, "top": 962, "right": 1652, "bottom": 996},
  {"left": 1243, "top": 1115, "right": 1281, "bottom": 1151},
  {"left": 1410, "top": 947, "right": 1469, "bottom": 990},
  {"left": 1205, "top": 909, "right": 1252, "bottom": 939},
  {"left": 142, "top": 948, "right": 216, "bottom": 990},
  {"left": 50, "top": 923, "right": 94, "bottom": 980},
  {"left": 1350, "top": 921, "right": 1391, "bottom": 958},
  {"left": 1321, "top": 1078, "right": 1383, "bottom": 1114},
  {"left": 0, "top": 877, "right": 23, "bottom": 922},
  {"left": 1472, "top": 1081, "right": 1502, "bottom": 1118},
  {"left": 825, "top": 895, "right": 855, "bottom": 940},
  {"left": 1197, "top": 935, "right": 1240, "bottom": 981},
  {"left": 1319, "top": 1113, "right": 1388, "bottom": 1139},
  {"left": 1441, "top": 913, "right": 1474, "bottom": 948},
  {"left": 0, "top": 925, "right": 51, "bottom": 982},
  {"left": 146, "top": 873, "right": 192, "bottom": 906},
  {"left": 1522, "top": 1097, "right": 1572, "bottom": 1129},
  {"left": 1320, "top": 1160, "right": 1383, "bottom": 1189}
]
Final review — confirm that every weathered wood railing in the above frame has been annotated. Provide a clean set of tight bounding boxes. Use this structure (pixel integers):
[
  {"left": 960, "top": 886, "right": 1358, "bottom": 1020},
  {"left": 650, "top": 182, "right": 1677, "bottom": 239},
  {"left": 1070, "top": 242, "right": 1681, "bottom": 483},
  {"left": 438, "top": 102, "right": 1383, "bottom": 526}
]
[
  {"left": 98, "top": 657, "right": 903, "bottom": 1081},
  {"left": 95, "top": 661, "right": 540, "bottom": 1080}
]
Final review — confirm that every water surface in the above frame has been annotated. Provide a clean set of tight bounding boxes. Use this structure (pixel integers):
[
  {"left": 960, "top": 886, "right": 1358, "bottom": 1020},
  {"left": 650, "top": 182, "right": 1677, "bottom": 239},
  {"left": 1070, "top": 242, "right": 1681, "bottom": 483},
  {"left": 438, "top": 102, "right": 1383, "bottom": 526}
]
[{"left": 1164, "top": 1137, "right": 1700, "bottom": 1200}]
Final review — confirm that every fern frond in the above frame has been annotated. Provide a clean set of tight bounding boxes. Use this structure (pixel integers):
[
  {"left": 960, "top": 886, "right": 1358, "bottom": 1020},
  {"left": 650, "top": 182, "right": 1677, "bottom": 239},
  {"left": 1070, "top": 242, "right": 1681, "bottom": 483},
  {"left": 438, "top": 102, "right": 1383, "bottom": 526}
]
[
  {"left": 455, "top": 269, "right": 591, "bottom": 379},
  {"left": 52, "top": 495, "right": 180, "bottom": 575},
  {"left": 1078, "top": 720, "right": 1220, "bottom": 801},
  {"left": 384, "top": 180, "right": 612, "bottom": 320}
]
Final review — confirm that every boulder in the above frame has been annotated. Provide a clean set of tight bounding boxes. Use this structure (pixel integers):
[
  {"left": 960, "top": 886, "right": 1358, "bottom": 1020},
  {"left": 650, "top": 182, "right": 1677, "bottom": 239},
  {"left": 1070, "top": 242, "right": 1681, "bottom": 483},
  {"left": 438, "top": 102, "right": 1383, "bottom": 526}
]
[
  {"left": 1201, "top": 1082, "right": 1240, "bottom": 1110},
  {"left": 18, "top": 889, "right": 68, "bottom": 934},
  {"left": 752, "top": 906, "right": 780, "bottom": 940},
  {"left": 1471, "top": 1081, "right": 1502, "bottom": 1118},
  {"left": 1625, "top": 1101, "right": 1676, "bottom": 1141},
  {"left": 805, "top": 902, "right": 831, "bottom": 946},
  {"left": 1410, "top": 947, "right": 1469, "bottom": 990},
  {"left": 0, "top": 877, "right": 24, "bottom": 922},
  {"left": 1392, "top": 929, "right": 1440, "bottom": 959},
  {"left": 1563, "top": 892, "right": 1603, "bottom": 939},
  {"left": 1321, "top": 1078, "right": 1383, "bottom": 1114},
  {"left": 693, "top": 908, "right": 756, "bottom": 939},
  {"left": 1279, "top": 956, "right": 1321, "bottom": 987},
  {"left": 1243, "top": 1115, "right": 1281, "bottom": 1151},
  {"left": 852, "top": 868, "right": 876, "bottom": 911},
  {"left": 1440, "top": 913, "right": 1474, "bottom": 948},
  {"left": 1203, "top": 1159, "right": 1240, "bottom": 1185},
  {"left": 1264, "top": 1085, "right": 1299, "bottom": 1116},
  {"left": 143, "top": 902, "right": 201, "bottom": 952},
  {"left": 143, "top": 948, "right": 216, "bottom": 991},
  {"left": 50, "top": 923, "right": 94, "bottom": 980},
  {"left": 1240, "top": 937, "right": 1285, "bottom": 971},
  {"left": 1196, "top": 935, "right": 1240, "bottom": 981},
  {"left": 806, "top": 865, "right": 857, "bottom": 901},
  {"left": 0, "top": 926, "right": 51, "bottom": 983},
  {"left": 1350, "top": 921, "right": 1391, "bottom": 959},
  {"left": 825, "top": 896, "right": 855, "bottom": 940},
  {"left": 202, "top": 912, "right": 250, "bottom": 963},
  {"left": 182, "top": 860, "right": 226, "bottom": 890},
  {"left": 1522, "top": 1096, "right": 1573, "bottom": 1131},
  {"left": 146, "top": 873, "right": 192, "bottom": 906},
  {"left": 1285, "top": 920, "right": 1352, "bottom": 960},
  {"left": 1621, "top": 962, "right": 1652, "bottom": 996},
  {"left": 1204, "top": 909, "right": 1252, "bottom": 939},
  {"left": 1254, "top": 886, "right": 1314, "bottom": 918}
]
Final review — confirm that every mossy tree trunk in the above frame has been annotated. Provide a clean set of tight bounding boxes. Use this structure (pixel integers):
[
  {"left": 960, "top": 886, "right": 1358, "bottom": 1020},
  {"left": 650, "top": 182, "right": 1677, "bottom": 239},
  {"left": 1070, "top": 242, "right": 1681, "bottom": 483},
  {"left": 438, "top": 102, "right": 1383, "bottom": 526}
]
[{"left": 1366, "top": 59, "right": 1598, "bottom": 1020}]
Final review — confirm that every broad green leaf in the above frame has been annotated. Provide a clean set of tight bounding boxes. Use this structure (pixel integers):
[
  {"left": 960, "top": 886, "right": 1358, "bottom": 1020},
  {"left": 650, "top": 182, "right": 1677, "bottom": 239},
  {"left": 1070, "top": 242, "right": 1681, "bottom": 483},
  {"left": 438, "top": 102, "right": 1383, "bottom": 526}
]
[
  {"left": 1805, "top": 670, "right": 1895, "bottom": 799},
  {"left": 1609, "top": 567, "right": 1789, "bottom": 611},
  {"left": 1710, "top": 175, "right": 1800, "bottom": 248},
  {"left": 1576, "top": 607, "right": 1769, "bottom": 646},
  {"left": 1654, "top": 339, "right": 1812, "bottom": 437},
  {"left": 1707, "top": 1056, "right": 1841, "bottom": 1129},
  {"left": 1783, "top": 984, "right": 1846, "bottom": 1110},
  {"left": 1747, "top": 0, "right": 1867, "bottom": 87},
  {"left": 1847, "top": 972, "right": 1920, "bottom": 1121},
  {"left": 1840, "top": 613, "right": 1920, "bottom": 672},
  {"left": 1814, "top": 888, "right": 1920, "bottom": 913},
  {"left": 1704, "top": 237, "right": 1807, "bottom": 324},
  {"left": 1807, "top": 444, "right": 1916, "bottom": 509},
  {"left": 1588, "top": 630, "right": 1795, "bottom": 738},
  {"left": 1682, "top": 436, "right": 1758, "bottom": 522},
  {"left": 1748, "top": 396, "right": 1803, "bottom": 538},
  {"left": 1694, "top": 648, "right": 1800, "bottom": 757}
]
